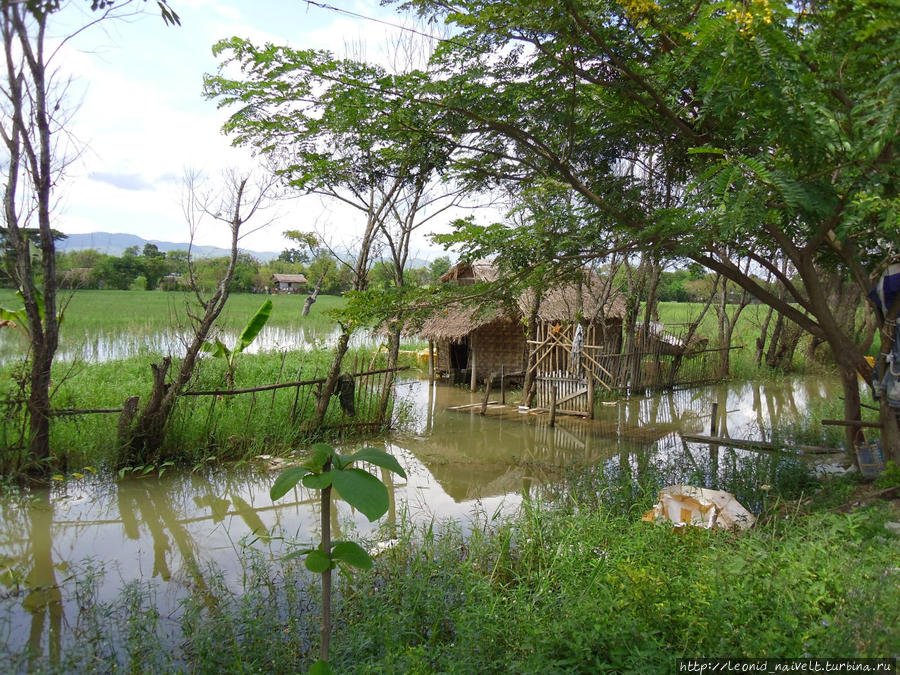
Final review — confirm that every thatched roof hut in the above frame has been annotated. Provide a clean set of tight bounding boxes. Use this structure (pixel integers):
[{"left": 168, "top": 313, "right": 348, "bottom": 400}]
[
  {"left": 272, "top": 273, "right": 308, "bottom": 293},
  {"left": 419, "top": 261, "right": 626, "bottom": 386},
  {"left": 438, "top": 259, "right": 498, "bottom": 285}
]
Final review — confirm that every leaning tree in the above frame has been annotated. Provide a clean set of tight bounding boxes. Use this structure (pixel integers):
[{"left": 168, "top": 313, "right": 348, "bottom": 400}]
[{"left": 205, "top": 39, "right": 461, "bottom": 430}]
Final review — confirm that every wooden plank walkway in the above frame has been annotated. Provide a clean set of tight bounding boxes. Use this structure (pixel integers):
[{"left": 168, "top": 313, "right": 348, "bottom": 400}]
[{"left": 680, "top": 433, "right": 842, "bottom": 455}]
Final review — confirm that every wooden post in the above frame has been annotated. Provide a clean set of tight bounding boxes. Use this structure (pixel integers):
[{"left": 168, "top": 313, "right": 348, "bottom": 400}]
[
  {"left": 500, "top": 365, "right": 506, "bottom": 405},
  {"left": 470, "top": 337, "right": 477, "bottom": 392},
  {"left": 428, "top": 340, "right": 435, "bottom": 385},
  {"left": 549, "top": 385, "right": 557, "bottom": 428},
  {"left": 480, "top": 374, "right": 493, "bottom": 415},
  {"left": 586, "top": 375, "right": 595, "bottom": 420}
]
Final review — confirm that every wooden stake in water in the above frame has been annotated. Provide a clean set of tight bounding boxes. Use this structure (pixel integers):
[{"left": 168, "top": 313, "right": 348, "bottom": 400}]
[
  {"left": 428, "top": 340, "right": 435, "bottom": 385},
  {"left": 587, "top": 375, "right": 595, "bottom": 420},
  {"left": 480, "top": 374, "right": 493, "bottom": 415},
  {"left": 470, "top": 339, "right": 477, "bottom": 392},
  {"left": 549, "top": 385, "right": 557, "bottom": 427}
]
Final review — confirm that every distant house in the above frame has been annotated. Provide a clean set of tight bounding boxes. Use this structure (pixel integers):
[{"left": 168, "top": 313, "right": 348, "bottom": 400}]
[{"left": 271, "top": 273, "right": 308, "bottom": 293}]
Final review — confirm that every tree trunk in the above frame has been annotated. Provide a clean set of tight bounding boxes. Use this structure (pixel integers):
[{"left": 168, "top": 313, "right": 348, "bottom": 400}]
[
  {"left": 376, "top": 325, "right": 401, "bottom": 425},
  {"left": 126, "top": 174, "right": 268, "bottom": 461},
  {"left": 129, "top": 358, "right": 173, "bottom": 458},
  {"left": 2, "top": 7, "right": 59, "bottom": 465},
  {"left": 877, "top": 321, "right": 900, "bottom": 464},
  {"left": 765, "top": 313, "right": 784, "bottom": 368},
  {"left": 838, "top": 364, "right": 864, "bottom": 471},
  {"left": 773, "top": 319, "right": 803, "bottom": 371},
  {"left": 755, "top": 305, "right": 774, "bottom": 367},
  {"left": 306, "top": 330, "right": 351, "bottom": 430},
  {"left": 302, "top": 270, "right": 326, "bottom": 316},
  {"left": 521, "top": 292, "right": 541, "bottom": 406}
]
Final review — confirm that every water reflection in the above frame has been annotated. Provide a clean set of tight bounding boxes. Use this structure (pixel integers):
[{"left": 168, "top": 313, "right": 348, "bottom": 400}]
[
  {"left": 0, "top": 374, "right": 843, "bottom": 664},
  {"left": 0, "top": 325, "right": 376, "bottom": 364}
]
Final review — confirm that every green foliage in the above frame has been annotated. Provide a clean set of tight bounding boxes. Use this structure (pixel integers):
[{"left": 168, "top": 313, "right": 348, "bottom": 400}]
[
  {"left": 201, "top": 298, "right": 273, "bottom": 387},
  {"left": 875, "top": 461, "right": 900, "bottom": 490},
  {"left": 4, "top": 459, "right": 897, "bottom": 672},
  {"left": 271, "top": 443, "right": 406, "bottom": 544},
  {"left": 270, "top": 442, "right": 407, "bottom": 669}
]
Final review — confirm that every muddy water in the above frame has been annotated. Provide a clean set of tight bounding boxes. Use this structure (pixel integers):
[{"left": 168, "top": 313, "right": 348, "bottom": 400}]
[{"left": 0, "top": 375, "right": 843, "bottom": 662}]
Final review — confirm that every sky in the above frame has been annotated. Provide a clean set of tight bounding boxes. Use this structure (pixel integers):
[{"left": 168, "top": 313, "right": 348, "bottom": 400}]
[{"left": 47, "top": 0, "right": 467, "bottom": 259}]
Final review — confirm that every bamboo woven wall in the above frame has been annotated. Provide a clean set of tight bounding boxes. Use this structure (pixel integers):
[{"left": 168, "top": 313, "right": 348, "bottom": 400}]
[{"left": 471, "top": 319, "right": 525, "bottom": 380}]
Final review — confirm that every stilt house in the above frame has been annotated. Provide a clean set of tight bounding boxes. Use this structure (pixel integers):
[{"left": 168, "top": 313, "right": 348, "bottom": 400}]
[{"left": 419, "top": 261, "right": 626, "bottom": 385}]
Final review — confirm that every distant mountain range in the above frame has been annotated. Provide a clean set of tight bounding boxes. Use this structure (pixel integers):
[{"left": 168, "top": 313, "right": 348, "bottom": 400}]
[
  {"left": 57, "top": 232, "right": 448, "bottom": 269},
  {"left": 57, "top": 232, "right": 280, "bottom": 262}
]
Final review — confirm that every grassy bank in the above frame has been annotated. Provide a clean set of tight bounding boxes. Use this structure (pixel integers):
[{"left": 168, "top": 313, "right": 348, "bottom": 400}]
[
  {"left": 0, "top": 345, "right": 421, "bottom": 473},
  {"left": 9, "top": 460, "right": 899, "bottom": 673}
]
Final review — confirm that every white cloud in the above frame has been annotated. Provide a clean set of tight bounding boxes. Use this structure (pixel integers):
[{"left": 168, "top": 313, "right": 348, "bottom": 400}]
[{"left": 36, "top": 0, "right": 462, "bottom": 259}]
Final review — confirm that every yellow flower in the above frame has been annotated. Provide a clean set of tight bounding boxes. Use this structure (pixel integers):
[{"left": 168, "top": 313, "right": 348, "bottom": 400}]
[{"left": 51, "top": 474, "right": 65, "bottom": 482}]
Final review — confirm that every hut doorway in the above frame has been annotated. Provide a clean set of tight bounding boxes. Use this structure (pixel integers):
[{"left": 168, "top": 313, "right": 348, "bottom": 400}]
[{"left": 449, "top": 338, "right": 469, "bottom": 370}]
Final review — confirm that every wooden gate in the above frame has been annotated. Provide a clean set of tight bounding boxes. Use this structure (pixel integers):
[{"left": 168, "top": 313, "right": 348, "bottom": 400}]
[{"left": 528, "top": 323, "right": 615, "bottom": 414}]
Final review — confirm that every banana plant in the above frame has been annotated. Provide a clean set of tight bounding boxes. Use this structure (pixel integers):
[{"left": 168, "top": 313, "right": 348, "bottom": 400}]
[
  {"left": 0, "top": 288, "right": 61, "bottom": 340},
  {"left": 201, "top": 297, "right": 272, "bottom": 389},
  {"left": 270, "top": 442, "right": 407, "bottom": 674}
]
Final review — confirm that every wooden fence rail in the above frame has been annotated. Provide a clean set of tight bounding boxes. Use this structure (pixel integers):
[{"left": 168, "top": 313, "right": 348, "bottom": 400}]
[{"left": 181, "top": 366, "right": 409, "bottom": 397}]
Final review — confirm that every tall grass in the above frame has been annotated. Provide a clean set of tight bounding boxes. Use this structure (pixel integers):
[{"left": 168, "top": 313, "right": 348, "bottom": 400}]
[
  {"left": 0, "top": 343, "right": 406, "bottom": 473},
  {"left": 40, "top": 345, "right": 399, "bottom": 471}
]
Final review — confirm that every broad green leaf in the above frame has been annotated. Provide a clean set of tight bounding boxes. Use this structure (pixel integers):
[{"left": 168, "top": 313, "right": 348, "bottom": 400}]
[
  {"left": 331, "top": 541, "right": 373, "bottom": 570},
  {"left": 0, "top": 307, "right": 24, "bottom": 324},
  {"left": 302, "top": 471, "right": 333, "bottom": 490},
  {"left": 200, "top": 339, "right": 229, "bottom": 358},
  {"left": 304, "top": 549, "right": 332, "bottom": 573},
  {"left": 236, "top": 298, "right": 273, "bottom": 353},
  {"left": 330, "top": 468, "right": 389, "bottom": 521},
  {"left": 309, "top": 660, "right": 333, "bottom": 675},
  {"left": 281, "top": 547, "right": 316, "bottom": 562},
  {"left": 301, "top": 444, "right": 333, "bottom": 472},
  {"left": 270, "top": 466, "right": 308, "bottom": 501},
  {"left": 343, "top": 447, "right": 407, "bottom": 479}
]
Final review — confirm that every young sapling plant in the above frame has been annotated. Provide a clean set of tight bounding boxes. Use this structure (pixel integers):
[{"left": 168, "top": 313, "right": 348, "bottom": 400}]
[
  {"left": 201, "top": 297, "right": 272, "bottom": 389},
  {"left": 270, "top": 442, "right": 406, "bottom": 674}
]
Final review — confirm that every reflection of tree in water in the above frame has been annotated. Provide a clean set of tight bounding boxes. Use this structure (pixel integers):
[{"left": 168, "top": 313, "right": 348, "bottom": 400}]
[
  {"left": 23, "top": 490, "right": 62, "bottom": 668},
  {"left": 117, "top": 479, "right": 211, "bottom": 600}
]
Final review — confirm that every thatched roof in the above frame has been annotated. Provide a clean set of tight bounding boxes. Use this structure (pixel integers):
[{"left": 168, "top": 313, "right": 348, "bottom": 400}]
[
  {"left": 418, "top": 262, "right": 625, "bottom": 341},
  {"left": 272, "top": 273, "right": 308, "bottom": 284},
  {"left": 520, "top": 272, "right": 626, "bottom": 323},
  {"left": 418, "top": 304, "right": 514, "bottom": 341},
  {"left": 438, "top": 259, "right": 499, "bottom": 284}
]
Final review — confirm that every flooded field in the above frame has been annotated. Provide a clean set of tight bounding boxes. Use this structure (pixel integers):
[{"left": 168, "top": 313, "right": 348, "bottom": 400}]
[
  {"left": 0, "top": 325, "right": 377, "bottom": 364},
  {"left": 0, "top": 374, "right": 845, "bottom": 663}
]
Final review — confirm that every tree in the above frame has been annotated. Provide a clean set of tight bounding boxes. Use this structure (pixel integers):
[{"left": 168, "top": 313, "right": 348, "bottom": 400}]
[
  {"left": 142, "top": 242, "right": 162, "bottom": 258},
  {"left": 401, "top": 0, "right": 900, "bottom": 462},
  {"left": 206, "top": 37, "right": 460, "bottom": 430},
  {"left": 1, "top": 0, "right": 178, "bottom": 467},
  {"left": 126, "top": 169, "right": 277, "bottom": 459},
  {"left": 427, "top": 256, "right": 451, "bottom": 283}
]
